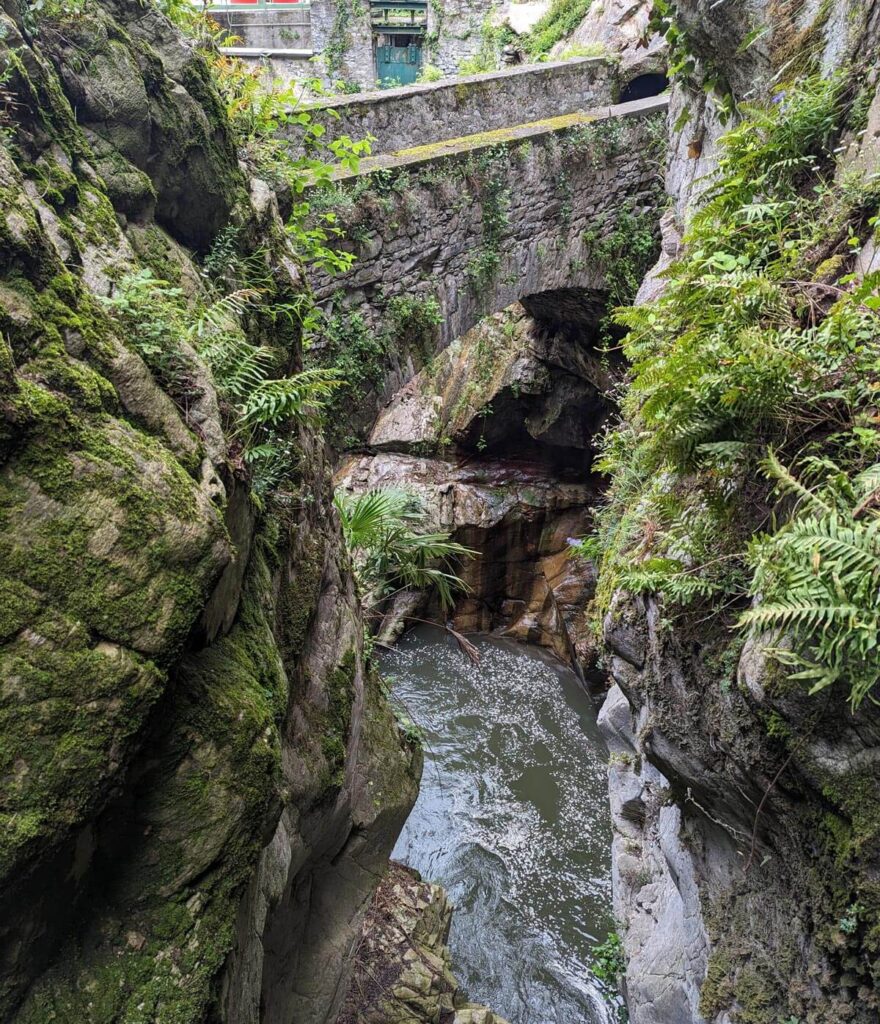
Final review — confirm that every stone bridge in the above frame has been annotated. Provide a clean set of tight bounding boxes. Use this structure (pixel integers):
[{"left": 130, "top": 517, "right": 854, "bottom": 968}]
[{"left": 302, "top": 63, "right": 668, "bottom": 434}]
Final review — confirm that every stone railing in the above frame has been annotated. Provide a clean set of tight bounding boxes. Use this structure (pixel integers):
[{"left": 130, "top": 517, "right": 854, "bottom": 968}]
[{"left": 291, "top": 57, "right": 618, "bottom": 155}]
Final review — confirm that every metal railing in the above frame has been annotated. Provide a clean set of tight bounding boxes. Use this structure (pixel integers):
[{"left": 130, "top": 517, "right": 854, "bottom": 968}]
[
  {"left": 207, "top": 0, "right": 310, "bottom": 10},
  {"left": 370, "top": 1, "right": 427, "bottom": 29}
]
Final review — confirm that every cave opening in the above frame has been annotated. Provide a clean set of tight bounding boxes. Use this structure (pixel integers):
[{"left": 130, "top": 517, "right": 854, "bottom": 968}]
[
  {"left": 450, "top": 287, "right": 624, "bottom": 479},
  {"left": 620, "top": 72, "right": 669, "bottom": 103}
]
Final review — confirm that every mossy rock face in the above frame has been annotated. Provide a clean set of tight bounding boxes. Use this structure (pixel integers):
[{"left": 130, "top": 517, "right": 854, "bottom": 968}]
[
  {"left": 33, "top": 0, "right": 246, "bottom": 252},
  {"left": 13, "top": 547, "right": 288, "bottom": 1024},
  {"left": 0, "top": 4, "right": 419, "bottom": 1020}
]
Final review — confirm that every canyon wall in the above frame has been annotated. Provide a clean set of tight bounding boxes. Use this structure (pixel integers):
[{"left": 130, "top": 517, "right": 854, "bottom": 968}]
[
  {"left": 0, "top": 2, "right": 418, "bottom": 1021},
  {"left": 592, "top": 2, "right": 880, "bottom": 1022}
]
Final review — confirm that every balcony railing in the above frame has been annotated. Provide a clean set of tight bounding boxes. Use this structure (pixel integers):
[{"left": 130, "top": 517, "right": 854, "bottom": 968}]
[{"left": 370, "top": 0, "right": 427, "bottom": 29}]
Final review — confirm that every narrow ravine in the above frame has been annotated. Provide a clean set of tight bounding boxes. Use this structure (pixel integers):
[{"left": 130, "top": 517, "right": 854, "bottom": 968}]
[{"left": 382, "top": 626, "right": 616, "bottom": 1024}]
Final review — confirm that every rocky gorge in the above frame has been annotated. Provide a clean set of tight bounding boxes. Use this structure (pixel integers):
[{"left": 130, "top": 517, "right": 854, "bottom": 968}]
[{"left": 2, "top": 1, "right": 880, "bottom": 1024}]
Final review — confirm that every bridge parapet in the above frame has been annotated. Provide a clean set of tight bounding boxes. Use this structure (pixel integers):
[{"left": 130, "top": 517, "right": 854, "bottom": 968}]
[
  {"left": 306, "top": 95, "right": 668, "bottom": 441},
  {"left": 292, "top": 57, "right": 617, "bottom": 157}
]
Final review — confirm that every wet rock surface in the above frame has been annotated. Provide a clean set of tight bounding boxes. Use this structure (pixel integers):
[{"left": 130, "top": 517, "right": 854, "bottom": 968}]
[
  {"left": 336, "top": 863, "right": 510, "bottom": 1024},
  {"left": 338, "top": 303, "right": 618, "bottom": 670}
]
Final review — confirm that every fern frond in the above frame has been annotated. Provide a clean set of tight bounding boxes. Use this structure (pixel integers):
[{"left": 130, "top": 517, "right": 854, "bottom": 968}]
[
  {"left": 190, "top": 288, "right": 262, "bottom": 338},
  {"left": 763, "top": 449, "right": 834, "bottom": 515},
  {"left": 240, "top": 368, "right": 343, "bottom": 427}
]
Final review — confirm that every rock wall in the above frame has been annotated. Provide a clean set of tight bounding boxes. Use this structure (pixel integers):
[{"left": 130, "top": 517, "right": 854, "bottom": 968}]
[
  {"left": 550, "top": 0, "right": 665, "bottom": 77},
  {"left": 426, "top": 0, "right": 505, "bottom": 75},
  {"left": 296, "top": 57, "right": 617, "bottom": 156},
  {"left": 334, "top": 303, "right": 627, "bottom": 673},
  {"left": 310, "top": 0, "right": 375, "bottom": 89},
  {"left": 0, "top": 2, "right": 417, "bottom": 1021},
  {"left": 597, "top": 2, "right": 880, "bottom": 1023},
  {"left": 307, "top": 96, "right": 666, "bottom": 437}
]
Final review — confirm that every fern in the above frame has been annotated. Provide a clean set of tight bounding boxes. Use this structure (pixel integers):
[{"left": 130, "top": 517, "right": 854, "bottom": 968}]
[
  {"left": 742, "top": 458, "right": 880, "bottom": 709},
  {"left": 586, "top": 74, "right": 880, "bottom": 666},
  {"left": 240, "top": 368, "right": 342, "bottom": 428}
]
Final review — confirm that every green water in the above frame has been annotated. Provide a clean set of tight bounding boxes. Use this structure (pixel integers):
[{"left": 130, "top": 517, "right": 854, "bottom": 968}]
[{"left": 383, "top": 625, "right": 616, "bottom": 1024}]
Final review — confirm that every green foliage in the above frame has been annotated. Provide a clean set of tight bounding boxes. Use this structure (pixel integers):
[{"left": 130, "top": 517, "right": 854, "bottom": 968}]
[
  {"left": 21, "top": 0, "right": 86, "bottom": 34},
  {"left": 324, "top": 0, "right": 366, "bottom": 77},
  {"left": 741, "top": 455, "right": 880, "bottom": 710},
  {"left": 646, "top": 0, "right": 735, "bottom": 121},
  {"left": 582, "top": 202, "right": 660, "bottom": 310},
  {"left": 206, "top": 54, "right": 371, "bottom": 273},
  {"left": 522, "top": 0, "right": 593, "bottom": 59},
  {"left": 101, "top": 271, "right": 341, "bottom": 498},
  {"left": 591, "top": 930, "right": 625, "bottom": 985},
  {"left": 386, "top": 293, "right": 443, "bottom": 351},
  {"left": 588, "top": 75, "right": 880, "bottom": 710},
  {"left": 838, "top": 901, "right": 865, "bottom": 934},
  {"left": 458, "top": 10, "right": 513, "bottom": 74},
  {"left": 334, "top": 488, "right": 474, "bottom": 609},
  {"left": 311, "top": 307, "right": 387, "bottom": 445},
  {"left": 466, "top": 148, "right": 511, "bottom": 287},
  {"left": 416, "top": 63, "right": 444, "bottom": 83}
]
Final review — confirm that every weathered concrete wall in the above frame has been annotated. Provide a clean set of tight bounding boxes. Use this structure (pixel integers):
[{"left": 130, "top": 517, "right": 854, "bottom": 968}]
[
  {"left": 296, "top": 57, "right": 617, "bottom": 154},
  {"left": 212, "top": 6, "right": 313, "bottom": 50},
  {"left": 307, "top": 96, "right": 667, "bottom": 423}
]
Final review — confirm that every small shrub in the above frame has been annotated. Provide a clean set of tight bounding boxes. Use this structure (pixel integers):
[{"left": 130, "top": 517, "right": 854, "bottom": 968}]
[
  {"left": 417, "top": 63, "right": 444, "bottom": 83},
  {"left": 592, "top": 930, "right": 626, "bottom": 986}
]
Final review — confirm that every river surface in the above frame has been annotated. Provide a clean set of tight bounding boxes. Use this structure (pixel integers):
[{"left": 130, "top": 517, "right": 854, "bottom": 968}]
[{"left": 383, "top": 626, "right": 616, "bottom": 1024}]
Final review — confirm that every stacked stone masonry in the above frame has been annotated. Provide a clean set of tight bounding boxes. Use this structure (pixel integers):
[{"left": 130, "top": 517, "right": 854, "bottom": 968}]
[
  {"left": 307, "top": 97, "right": 667, "bottom": 404},
  {"left": 295, "top": 57, "right": 618, "bottom": 155}
]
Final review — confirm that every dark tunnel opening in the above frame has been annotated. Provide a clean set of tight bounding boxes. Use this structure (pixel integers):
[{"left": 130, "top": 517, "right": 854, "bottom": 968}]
[{"left": 620, "top": 72, "right": 669, "bottom": 103}]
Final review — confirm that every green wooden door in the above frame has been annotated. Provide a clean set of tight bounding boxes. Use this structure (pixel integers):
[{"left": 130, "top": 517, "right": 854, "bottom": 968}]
[{"left": 376, "top": 43, "right": 422, "bottom": 87}]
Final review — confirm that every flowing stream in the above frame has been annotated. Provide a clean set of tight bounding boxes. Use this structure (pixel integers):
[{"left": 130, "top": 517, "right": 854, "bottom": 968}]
[{"left": 383, "top": 625, "right": 616, "bottom": 1024}]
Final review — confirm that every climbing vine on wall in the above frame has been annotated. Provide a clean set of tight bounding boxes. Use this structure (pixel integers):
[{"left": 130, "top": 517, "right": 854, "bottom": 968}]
[
  {"left": 325, "top": 0, "right": 366, "bottom": 77},
  {"left": 465, "top": 147, "right": 512, "bottom": 287}
]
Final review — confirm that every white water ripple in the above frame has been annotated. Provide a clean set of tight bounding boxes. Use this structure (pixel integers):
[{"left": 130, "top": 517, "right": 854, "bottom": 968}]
[{"left": 384, "top": 626, "right": 617, "bottom": 1024}]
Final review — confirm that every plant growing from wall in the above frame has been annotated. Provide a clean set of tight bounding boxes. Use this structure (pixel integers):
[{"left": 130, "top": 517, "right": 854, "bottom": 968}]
[
  {"left": 585, "top": 74, "right": 880, "bottom": 711},
  {"left": 466, "top": 148, "right": 512, "bottom": 287},
  {"left": 646, "top": 0, "right": 735, "bottom": 122},
  {"left": 324, "top": 0, "right": 366, "bottom": 78},
  {"left": 458, "top": 8, "right": 513, "bottom": 75},
  {"left": 101, "top": 270, "right": 342, "bottom": 499},
  {"left": 591, "top": 931, "right": 628, "bottom": 1022},
  {"left": 741, "top": 451, "right": 880, "bottom": 711},
  {"left": 425, "top": 0, "right": 443, "bottom": 61},
  {"left": 386, "top": 294, "right": 443, "bottom": 356},
  {"left": 416, "top": 63, "right": 444, "bottom": 83}
]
